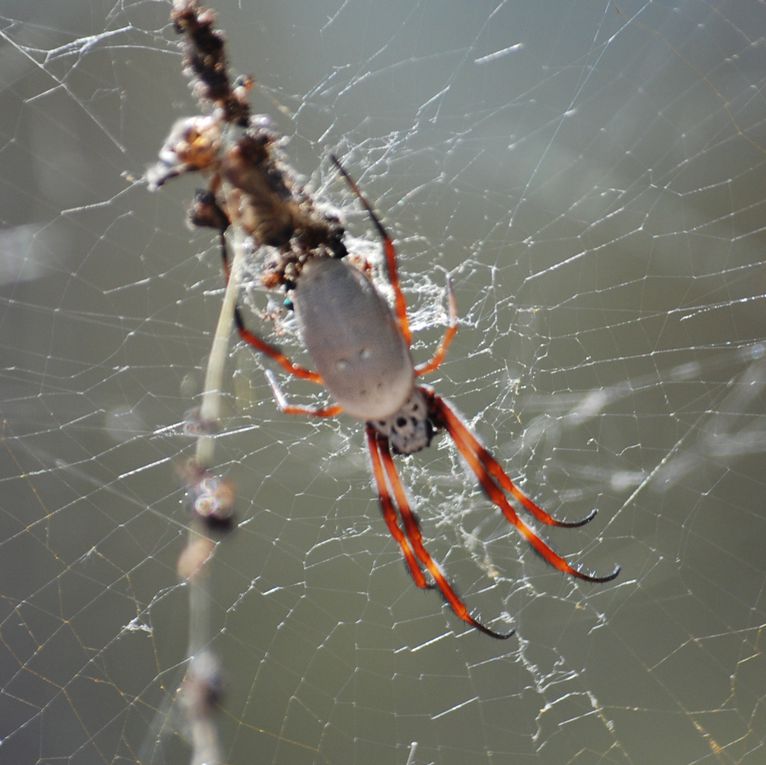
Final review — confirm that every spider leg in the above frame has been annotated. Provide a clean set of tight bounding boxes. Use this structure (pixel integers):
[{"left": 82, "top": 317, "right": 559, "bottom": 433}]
[
  {"left": 434, "top": 390, "right": 596, "bottom": 528},
  {"left": 265, "top": 371, "right": 343, "bottom": 418},
  {"left": 416, "top": 275, "right": 458, "bottom": 377},
  {"left": 218, "top": 232, "right": 323, "bottom": 384},
  {"left": 373, "top": 429, "right": 514, "bottom": 639},
  {"left": 330, "top": 154, "right": 412, "bottom": 346},
  {"left": 366, "top": 425, "right": 431, "bottom": 590},
  {"left": 427, "top": 391, "right": 620, "bottom": 583}
]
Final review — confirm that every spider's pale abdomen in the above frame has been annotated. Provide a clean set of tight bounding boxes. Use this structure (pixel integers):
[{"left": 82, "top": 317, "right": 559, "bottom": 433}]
[{"left": 293, "top": 257, "right": 414, "bottom": 420}]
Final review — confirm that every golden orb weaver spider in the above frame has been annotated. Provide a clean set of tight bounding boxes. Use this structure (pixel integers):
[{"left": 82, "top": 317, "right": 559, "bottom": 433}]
[
  {"left": 152, "top": 2, "right": 620, "bottom": 638},
  {"left": 222, "top": 156, "right": 620, "bottom": 639}
]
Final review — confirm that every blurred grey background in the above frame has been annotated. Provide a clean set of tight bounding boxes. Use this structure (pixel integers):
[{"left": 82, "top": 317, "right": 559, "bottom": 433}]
[{"left": 1, "top": 1, "right": 765, "bottom": 763}]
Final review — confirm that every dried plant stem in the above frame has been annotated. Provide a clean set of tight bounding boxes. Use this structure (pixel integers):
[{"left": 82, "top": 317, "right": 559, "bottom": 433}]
[
  {"left": 148, "top": 3, "right": 341, "bottom": 759},
  {"left": 176, "top": 226, "right": 248, "bottom": 765},
  {"left": 196, "top": 226, "right": 247, "bottom": 470}
]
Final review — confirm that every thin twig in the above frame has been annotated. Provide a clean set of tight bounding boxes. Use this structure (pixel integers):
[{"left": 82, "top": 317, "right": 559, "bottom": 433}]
[
  {"left": 196, "top": 227, "right": 247, "bottom": 470},
  {"left": 148, "top": 3, "right": 340, "bottom": 760},
  {"left": 175, "top": 227, "right": 249, "bottom": 765}
]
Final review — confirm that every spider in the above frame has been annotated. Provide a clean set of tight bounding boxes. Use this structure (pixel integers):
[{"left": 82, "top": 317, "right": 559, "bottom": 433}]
[
  {"left": 224, "top": 156, "right": 620, "bottom": 639},
  {"left": 151, "top": 2, "right": 618, "bottom": 637}
]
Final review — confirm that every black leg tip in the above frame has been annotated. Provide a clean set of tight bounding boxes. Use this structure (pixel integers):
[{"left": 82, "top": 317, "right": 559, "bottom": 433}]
[{"left": 557, "top": 507, "right": 598, "bottom": 528}]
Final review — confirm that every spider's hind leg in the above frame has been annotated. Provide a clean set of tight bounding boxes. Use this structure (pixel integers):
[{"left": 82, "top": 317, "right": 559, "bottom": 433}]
[
  {"left": 416, "top": 275, "right": 458, "bottom": 378},
  {"left": 330, "top": 154, "right": 412, "bottom": 346},
  {"left": 214, "top": 228, "right": 324, "bottom": 383},
  {"left": 265, "top": 371, "right": 342, "bottom": 417}
]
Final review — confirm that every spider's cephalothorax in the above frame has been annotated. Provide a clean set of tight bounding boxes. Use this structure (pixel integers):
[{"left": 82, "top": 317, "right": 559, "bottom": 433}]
[{"left": 370, "top": 388, "right": 435, "bottom": 455}]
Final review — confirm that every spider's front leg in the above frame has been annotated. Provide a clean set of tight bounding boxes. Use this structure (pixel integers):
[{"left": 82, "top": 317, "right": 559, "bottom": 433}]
[
  {"left": 425, "top": 389, "right": 621, "bottom": 583},
  {"left": 366, "top": 425, "right": 431, "bottom": 591},
  {"left": 367, "top": 424, "right": 514, "bottom": 640}
]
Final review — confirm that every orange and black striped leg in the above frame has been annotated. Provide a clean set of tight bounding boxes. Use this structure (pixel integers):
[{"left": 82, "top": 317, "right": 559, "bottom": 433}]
[
  {"left": 426, "top": 390, "right": 620, "bottom": 583},
  {"left": 218, "top": 232, "right": 323, "bottom": 384},
  {"left": 432, "top": 390, "right": 596, "bottom": 528},
  {"left": 330, "top": 154, "right": 412, "bottom": 346},
  {"left": 366, "top": 425, "right": 431, "bottom": 590},
  {"left": 265, "top": 371, "right": 342, "bottom": 418},
  {"left": 416, "top": 275, "right": 458, "bottom": 377},
  {"left": 374, "top": 430, "right": 514, "bottom": 639}
]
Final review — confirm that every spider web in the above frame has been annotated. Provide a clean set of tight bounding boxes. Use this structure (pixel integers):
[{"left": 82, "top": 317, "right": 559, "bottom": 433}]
[{"left": 2, "top": 0, "right": 765, "bottom": 763}]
